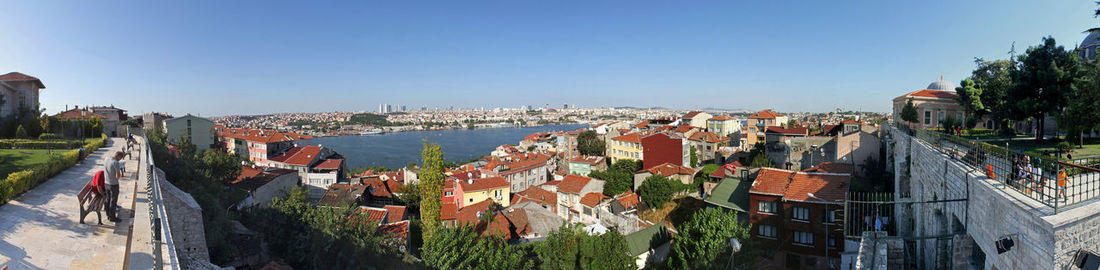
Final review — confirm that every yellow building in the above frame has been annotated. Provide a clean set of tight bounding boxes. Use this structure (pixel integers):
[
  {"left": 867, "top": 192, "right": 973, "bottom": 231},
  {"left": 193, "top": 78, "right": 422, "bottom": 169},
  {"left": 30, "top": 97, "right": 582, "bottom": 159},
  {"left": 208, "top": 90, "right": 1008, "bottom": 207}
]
[
  {"left": 707, "top": 115, "right": 741, "bottom": 137},
  {"left": 744, "top": 109, "right": 788, "bottom": 147},
  {"left": 456, "top": 176, "right": 511, "bottom": 208},
  {"left": 609, "top": 132, "right": 643, "bottom": 164}
]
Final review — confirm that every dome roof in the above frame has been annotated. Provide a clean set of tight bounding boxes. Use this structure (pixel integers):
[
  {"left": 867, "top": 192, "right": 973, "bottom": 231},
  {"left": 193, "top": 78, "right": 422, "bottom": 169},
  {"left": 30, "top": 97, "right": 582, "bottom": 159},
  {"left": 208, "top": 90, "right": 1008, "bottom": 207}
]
[
  {"left": 927, "top": 76, "right": 954, "bottom": 91},
  {"left": 1081, "top": 28, "right": 1100, "bottom": 49}
]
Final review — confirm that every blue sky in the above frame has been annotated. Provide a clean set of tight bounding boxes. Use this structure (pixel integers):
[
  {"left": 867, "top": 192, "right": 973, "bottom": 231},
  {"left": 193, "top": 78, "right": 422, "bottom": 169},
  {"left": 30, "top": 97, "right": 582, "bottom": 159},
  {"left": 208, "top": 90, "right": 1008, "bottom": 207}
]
[{"left": 0, "top": 1, "right": 1095, "bottom": 116}]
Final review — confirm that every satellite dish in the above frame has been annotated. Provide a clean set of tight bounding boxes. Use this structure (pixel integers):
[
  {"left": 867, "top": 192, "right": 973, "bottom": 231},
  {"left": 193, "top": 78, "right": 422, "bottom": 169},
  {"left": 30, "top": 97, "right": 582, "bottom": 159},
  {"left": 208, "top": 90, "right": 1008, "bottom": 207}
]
[{"left": 729, "top": 238, "right": 742, "bottom": 253}]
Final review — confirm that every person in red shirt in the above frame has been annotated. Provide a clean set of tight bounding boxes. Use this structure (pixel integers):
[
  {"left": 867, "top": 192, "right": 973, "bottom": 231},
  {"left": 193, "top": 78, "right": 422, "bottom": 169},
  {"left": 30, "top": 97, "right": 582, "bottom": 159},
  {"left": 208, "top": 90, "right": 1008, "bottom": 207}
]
[{"left": 90, "top": 170, "right": 106, "bottom": 196}]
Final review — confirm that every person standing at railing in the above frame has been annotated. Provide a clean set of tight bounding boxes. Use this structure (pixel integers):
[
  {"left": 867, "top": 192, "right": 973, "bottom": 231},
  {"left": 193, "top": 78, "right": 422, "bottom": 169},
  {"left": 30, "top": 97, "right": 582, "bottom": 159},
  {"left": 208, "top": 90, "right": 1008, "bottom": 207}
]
[
  {"left": 102, "top": 151, "right": 125, "bottom": 222},
  {"left": 1057, "top": 167, "right": 1069, "bottom": 202}
]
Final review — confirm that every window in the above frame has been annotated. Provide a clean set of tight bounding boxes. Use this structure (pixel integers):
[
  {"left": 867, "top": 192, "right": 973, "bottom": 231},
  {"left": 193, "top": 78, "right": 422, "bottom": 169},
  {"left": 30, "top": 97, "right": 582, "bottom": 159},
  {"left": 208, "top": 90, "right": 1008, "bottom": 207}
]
[
  {"left": 583, "top": 207, "right": 591, "bottom": 215},
  {"left": 938, "top": 110, "right": 945, "bottom": 127},
  {"left": 758, "top": 201, "right": 777, "bottom": 214},
  {"left": 924, "top": 111, "right": 932, "bottom": 126},
  {"left": 495, "top": 190, "right": 502, "bottom": 199},
  {"left": 792, "top": 207, "right": 809, "bottom": 222},
  {"left": 793, "top": 231, "right": 813, "bottom": 246},
  {"left": 822, "top": 209, "right": 837, "bottom": 223},
  {"left": 444, "top": 191, "right": 453, "bottom": 196},
  {"left": 757, "top": 224, "right": 777, "bottom": 238},
  {"left": 827, "top": 234, "right": 837, "bottom": 248}
]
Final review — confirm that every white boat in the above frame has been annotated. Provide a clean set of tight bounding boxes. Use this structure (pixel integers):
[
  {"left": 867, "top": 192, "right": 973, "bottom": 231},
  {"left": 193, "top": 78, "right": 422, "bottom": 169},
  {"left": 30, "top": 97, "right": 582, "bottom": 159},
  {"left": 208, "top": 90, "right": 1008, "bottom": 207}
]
[{"left": 360, "top": 129, "right": 384, "bottom": 135}]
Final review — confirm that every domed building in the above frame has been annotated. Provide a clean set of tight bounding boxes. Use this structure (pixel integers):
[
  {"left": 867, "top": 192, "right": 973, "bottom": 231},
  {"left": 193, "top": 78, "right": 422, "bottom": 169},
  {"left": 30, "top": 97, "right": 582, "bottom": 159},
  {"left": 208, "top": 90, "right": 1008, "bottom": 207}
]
[
  {"left": 1079, "top": 28, "right": 1100, "bottom": 61},
  {"left": 891, "top": 76, "right": 985, "bottom": 128}
]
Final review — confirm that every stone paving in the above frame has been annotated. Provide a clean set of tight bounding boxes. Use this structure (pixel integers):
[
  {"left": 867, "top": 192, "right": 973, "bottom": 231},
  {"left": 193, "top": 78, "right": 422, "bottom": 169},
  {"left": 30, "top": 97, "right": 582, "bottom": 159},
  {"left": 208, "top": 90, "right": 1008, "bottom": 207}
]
[{"left": 0, "top": 138, "right": 139, "bottom": 270}]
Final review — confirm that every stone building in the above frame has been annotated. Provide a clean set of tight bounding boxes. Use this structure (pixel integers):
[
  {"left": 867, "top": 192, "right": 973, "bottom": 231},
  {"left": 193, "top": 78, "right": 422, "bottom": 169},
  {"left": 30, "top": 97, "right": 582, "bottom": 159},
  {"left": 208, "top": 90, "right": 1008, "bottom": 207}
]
[{"left": 0, "top": 72, "right": 44, "bottom": 117}]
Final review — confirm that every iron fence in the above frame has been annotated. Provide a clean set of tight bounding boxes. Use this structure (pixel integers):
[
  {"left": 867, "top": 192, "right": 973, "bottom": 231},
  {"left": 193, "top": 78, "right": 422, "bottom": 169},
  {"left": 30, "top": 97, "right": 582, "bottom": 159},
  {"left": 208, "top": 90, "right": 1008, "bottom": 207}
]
[{"left": 894, "top": 121, "right": 1100, "bottom": 213}]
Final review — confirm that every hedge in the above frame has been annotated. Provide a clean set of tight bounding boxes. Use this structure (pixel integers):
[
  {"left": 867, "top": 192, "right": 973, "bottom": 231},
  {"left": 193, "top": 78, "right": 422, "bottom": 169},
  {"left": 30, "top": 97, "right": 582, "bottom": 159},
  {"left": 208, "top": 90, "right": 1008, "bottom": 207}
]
[
  {"left": 0, "top": 138, "right": 97, "bottom": 150},
  {"left": 0, "top": 134, "right": 107, "bottom": 205}
]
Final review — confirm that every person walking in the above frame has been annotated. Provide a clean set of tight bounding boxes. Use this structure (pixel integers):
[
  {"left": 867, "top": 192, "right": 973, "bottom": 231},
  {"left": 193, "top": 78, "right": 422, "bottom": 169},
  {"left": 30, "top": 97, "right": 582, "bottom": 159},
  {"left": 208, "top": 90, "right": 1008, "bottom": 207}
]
[{"left": 102, "top": 151, "right": 125, "bottom": 222}]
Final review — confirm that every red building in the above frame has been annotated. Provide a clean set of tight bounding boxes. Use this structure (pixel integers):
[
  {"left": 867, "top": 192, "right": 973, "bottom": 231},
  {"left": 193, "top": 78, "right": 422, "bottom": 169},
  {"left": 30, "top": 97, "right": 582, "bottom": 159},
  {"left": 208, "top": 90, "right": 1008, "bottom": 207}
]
[
  {"left": 640, "top": 132, "right": 684, "bottom": 170},
  {"left": 748, "top": 167, "right": 849, "bottom": 270}
]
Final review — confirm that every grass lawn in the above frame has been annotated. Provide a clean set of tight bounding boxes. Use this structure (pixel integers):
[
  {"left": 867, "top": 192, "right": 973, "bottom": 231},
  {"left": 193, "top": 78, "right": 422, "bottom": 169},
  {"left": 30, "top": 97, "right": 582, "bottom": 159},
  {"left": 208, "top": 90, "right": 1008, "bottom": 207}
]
[
  {"left": 983, "top": 138, "right": 1100, "bottom": 158},
  {"left": 0, "top": 149, "right": 63, "bottom": 178},
  {"left": 960, "top": 134, "right": 1031, "bottom": 141},
  {"left": 639, "top": 196, "right": 706, "bottom": 228}
]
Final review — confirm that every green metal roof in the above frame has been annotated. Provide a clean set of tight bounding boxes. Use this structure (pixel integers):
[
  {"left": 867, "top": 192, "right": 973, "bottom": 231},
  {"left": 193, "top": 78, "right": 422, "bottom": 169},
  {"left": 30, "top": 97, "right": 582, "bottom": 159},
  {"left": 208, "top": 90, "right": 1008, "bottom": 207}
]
[
  {"left": 703, "top": 178, "right": 752, "bottom": 212},
  {"left": 624, "top": 222, "right": 671, "bottom": 256}
]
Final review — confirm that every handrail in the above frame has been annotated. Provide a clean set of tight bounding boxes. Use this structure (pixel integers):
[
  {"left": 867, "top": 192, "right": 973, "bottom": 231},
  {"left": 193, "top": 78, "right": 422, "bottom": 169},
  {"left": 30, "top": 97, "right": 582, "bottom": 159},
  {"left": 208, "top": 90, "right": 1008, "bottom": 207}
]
[{"left": 141, "top": 133, "right": 181, "bottom": 270}]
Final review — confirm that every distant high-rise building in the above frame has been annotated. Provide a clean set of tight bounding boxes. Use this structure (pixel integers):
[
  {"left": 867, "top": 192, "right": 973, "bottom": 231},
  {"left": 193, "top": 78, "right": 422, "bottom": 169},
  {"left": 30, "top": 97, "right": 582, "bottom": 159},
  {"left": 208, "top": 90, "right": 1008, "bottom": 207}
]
[
  {"left": 421, "top": 106, "right": 427, "bottom": 111},
  {"left": 379, "top": 104, "right": 385, "bottom": 113},
  {"left": 386, "top": 104, "right": 392, "bottom": 113},
  {"left": 563, "top": 104, "right": 568, "bottom": 109},
  {"left": 400, "top": 105, "right": 407, "bottom": 112}
]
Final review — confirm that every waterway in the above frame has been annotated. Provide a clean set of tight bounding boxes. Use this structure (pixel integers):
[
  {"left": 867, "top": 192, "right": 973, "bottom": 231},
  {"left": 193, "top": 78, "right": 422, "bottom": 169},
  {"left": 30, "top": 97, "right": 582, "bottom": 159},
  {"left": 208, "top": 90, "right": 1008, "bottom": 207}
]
[{"left": 298, "top": 124, "right": 587, "bottom": 170}]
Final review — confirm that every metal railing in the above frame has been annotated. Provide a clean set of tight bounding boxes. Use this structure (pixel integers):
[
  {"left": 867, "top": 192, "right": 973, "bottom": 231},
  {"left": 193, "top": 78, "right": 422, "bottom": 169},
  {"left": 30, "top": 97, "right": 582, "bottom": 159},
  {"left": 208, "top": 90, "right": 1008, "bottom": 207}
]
[
  {"left": 894, "top": 122, "right": 1100, "bottom": 213},
  {"left": 136, "top": 129, "right": 181, "bottom": 269}
]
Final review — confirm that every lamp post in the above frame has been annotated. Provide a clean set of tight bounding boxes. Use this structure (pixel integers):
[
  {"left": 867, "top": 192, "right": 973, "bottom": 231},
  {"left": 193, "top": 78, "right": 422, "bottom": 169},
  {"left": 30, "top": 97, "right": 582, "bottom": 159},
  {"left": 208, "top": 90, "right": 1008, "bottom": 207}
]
[
  {"left": 729, "top": 237, "right": 742, "bottom": 270},
  {"left": 808, "top": 192, "right": 832, "bottom": 269}
]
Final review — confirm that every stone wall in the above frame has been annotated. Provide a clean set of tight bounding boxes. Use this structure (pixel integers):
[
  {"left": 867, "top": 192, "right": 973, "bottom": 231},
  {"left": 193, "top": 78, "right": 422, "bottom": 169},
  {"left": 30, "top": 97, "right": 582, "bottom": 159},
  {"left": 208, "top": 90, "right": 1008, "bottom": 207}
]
[
  {"left": 157, "top": 168, "right": 211, "bottom": 267},
  {"left": 890, "top": 126, "right": 1100, "bottom": 269}
]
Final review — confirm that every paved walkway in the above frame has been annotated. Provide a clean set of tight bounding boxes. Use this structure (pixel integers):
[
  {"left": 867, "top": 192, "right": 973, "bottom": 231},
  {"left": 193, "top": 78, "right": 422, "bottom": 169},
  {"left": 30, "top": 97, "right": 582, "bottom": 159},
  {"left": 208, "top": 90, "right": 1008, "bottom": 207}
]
[{"left": 0, "top": 138, "right": 140, "bottom": 270}]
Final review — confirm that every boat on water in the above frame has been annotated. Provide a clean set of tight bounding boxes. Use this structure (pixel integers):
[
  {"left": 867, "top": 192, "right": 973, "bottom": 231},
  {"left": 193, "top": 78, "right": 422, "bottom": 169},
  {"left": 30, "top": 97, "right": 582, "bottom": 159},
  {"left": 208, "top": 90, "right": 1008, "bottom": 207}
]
[{"left": 360, "top": 129, "right": 385, "bottom": 135}]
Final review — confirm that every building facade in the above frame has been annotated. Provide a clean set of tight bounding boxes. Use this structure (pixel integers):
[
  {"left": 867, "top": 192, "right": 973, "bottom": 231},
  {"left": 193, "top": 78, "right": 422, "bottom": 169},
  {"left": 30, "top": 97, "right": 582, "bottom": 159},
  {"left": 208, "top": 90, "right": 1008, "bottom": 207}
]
[
  {"left": 164, "top": 114, "right": 216, "bottom": 152},
  {"left": 749, "top": 168, "right": 850, "bottom": 270},
  {"left": 0, "top": 72, "right": 44, "bottom": 117}
]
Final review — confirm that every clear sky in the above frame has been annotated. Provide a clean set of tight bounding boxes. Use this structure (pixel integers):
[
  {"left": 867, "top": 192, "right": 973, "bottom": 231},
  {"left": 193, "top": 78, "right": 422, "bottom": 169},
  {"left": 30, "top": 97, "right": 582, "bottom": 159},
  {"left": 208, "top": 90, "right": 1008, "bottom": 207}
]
[{"left": 0, "top": 1, "right": 1096, "bottom": 116}]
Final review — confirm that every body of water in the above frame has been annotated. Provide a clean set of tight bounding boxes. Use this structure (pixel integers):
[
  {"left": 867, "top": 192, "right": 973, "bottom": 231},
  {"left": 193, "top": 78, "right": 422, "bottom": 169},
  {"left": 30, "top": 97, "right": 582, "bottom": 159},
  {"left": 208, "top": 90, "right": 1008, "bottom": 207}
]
[{"left": 298, "top": 124, "right": 587, "bottom": 170}]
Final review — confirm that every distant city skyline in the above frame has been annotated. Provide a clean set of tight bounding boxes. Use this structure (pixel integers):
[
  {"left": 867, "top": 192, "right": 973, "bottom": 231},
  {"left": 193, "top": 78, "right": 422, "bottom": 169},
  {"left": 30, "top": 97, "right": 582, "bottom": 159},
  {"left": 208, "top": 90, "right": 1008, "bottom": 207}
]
[{"left": 1, "top": 1, "right": 1096, "bottom": 117}]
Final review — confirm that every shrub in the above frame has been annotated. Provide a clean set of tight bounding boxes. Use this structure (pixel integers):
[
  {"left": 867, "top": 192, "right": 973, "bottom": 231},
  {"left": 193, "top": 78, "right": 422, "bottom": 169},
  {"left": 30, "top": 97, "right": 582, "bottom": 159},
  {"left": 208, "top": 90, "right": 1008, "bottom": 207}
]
[
  {"left": 638, "top": 175, "right": 674, "bottom": 207},
  {"left": 14, "top": 125, "right": 26, "bottom": 139},
  {"left": 37, "top": 133, "right": 58, "bottom": 140},
  {"left": 0, "top": 133, "right": 103, "bottom": 205}
]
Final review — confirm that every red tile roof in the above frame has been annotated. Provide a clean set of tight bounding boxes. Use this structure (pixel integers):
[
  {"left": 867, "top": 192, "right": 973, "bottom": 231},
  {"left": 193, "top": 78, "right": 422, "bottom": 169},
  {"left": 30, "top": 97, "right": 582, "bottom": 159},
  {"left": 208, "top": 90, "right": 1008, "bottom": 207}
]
[
  {"left": 749, "top": 168, "right": 850, "bottom": 203},
  {"left": 231, "top": 166, "right": 297, "bottom": 191},
  {"left": 55, "top": 108, "right": 105, "bottom": 120},
  {"left": 570, "top": 155, "right": 605, "bottom": 166},
  {"left": 0, "top": 72, "right": 44, "bottom": 88},
  {"left": 360, "top": 207, "right": 388, "bottom": 223},
  {"left": 840, "top": 120, "right": 861, "bottom": 125},
  {"left": 482, "top": 153, "right": 551, "bottom": 176},
  {"left": 673, "top": 125, "right": 695, "bottom": 133},
  {"left": 511, "top": 186, "right": 557, "bottom": 213},
  {"left": 383, "top": 205, "right": 408, "bottom": 222},
  {"left": 615, "top": 191, "right": 640, "bottom": 209},
  {"left": 682, "top": 111, "right": 704, "bottom": 118},
  {"left": 611, "top": 132, "right": 643, "bottom": 143},
  {"left": 280, "top": 146, "right": 322, "bottom": 166},
  {"left": 458, "top": 176, "right": 510, "bottom": 192},
  {"left": 632, "top": 121, "right": 650, "bottom": 129},
  {"left": 455, "top": 199, "right": 493, "bottom": 226},
  {"left": 643, "top": 163, "right": 696, "bottom": 177},
  {"left": 902, "top": 89, "right": 958, "bottom": 99},
  {"left": 558, "top": 174, "right": 593, "bottom": 194},
  {"left": 688, "top": 131, "right": 724, "bottom": 143},
  {"left": 765, "top": 126, "right": 808, "bottom": 136},
  {"left": 441, "top": 203, "right": 458, "bottom": 220},
  {"left": 749, "top": 109, "right": 785, "bottom": 119},
  {"left": 709, "top": 115, "right": 735, "bottom": 121},
  {"left": 802, "top": 162, "right": 856, "bottom": 175},
  {"left": 268, "top": 147, "right": 303, "bottom": 163},
  {"left": 314, "top": 159, "right": 344, "bottom": 170},
  {"left": 218, "top": 128, "right": 312, "bottom": 144},
  {"left": 379, "top": 220, "right": 410, "bottom": 240},
  {"left": 579, "top": 192, "right": 609, "bottom": 207}
]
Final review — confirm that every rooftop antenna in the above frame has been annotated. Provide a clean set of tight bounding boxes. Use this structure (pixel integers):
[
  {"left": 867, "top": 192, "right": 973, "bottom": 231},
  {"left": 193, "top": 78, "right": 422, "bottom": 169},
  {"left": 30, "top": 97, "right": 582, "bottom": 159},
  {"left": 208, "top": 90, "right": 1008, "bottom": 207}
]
[{"left": 1009, "top": 41, "right": 1017, "bottom": 59}]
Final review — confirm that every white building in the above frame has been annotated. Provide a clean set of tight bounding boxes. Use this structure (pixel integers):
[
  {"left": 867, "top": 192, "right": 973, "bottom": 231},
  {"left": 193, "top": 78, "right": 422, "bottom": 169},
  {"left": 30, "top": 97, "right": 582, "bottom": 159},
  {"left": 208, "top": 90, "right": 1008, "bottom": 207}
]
[
  {"left": 164, "top": 114, "right": 216, "bottom": 152},
  {"left": 0, "top": 72, "right": 44, "bottom": 117}
]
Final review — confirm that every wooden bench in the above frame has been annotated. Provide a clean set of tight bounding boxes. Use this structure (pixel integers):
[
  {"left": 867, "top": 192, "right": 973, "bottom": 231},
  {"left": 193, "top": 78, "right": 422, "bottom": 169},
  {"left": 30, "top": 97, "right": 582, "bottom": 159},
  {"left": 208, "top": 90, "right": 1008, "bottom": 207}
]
[{"left": 77, "top": 179, "right": 105, "bottom": 225}]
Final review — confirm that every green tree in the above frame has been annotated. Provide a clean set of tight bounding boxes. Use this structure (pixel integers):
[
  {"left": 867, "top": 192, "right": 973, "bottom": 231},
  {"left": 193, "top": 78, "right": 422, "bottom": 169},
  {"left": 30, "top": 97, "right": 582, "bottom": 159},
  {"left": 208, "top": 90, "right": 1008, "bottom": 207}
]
[
  {"left": 1010, "top": 37, "right": 1081, "bottom": 140},
  {"left": 689, "top": 145, "right": 699, "bottom": 167},
  {"left": 534, "top": 224, "right": 635, "bottom": 270},
  {"left": 900, "top": 98, "right": 919, "bottom": 124},
  {"left": 638, "top": 174, "right": 674, "bottom": 207},
  {"left": 611, "top": 159, "right": 640, "bottom": 173},
  {"left": 577, "top": 130, "right": 606, "bottom": 156},
  {"left": 14, "top": 125, "right": 26, "bottom": 139},
  {"left": 419, "top": 140, "right": 445, "bottom": 241},
  {"left": 88, "top": 117, "right": 103, "bottom": 137},
  {"left": 200, "top": 149, "right": 243, "bottom": 184},
  {"left": 423, "top": 226, "right": 533, "bottom": 270},
  {"left": 177, "top": 133, "right": 197, "bottom": 158},
  {"left": 1061, "top": 60, "right": 1100, "bottom": 145},
  {"left": 786, "top": 119, "right": 798, "bottom": 128},
  {"left": 668, "top": 208, "right": 757, "bottom": 269},
  {"left": 967, "top": 59, "right": 1016, "bottom": 129},
  {"left": 593, "top": 159, "right": 641, "bottom": 196},
  {"left": 956, "top": 79, "right": 985, "bottom": 117}
]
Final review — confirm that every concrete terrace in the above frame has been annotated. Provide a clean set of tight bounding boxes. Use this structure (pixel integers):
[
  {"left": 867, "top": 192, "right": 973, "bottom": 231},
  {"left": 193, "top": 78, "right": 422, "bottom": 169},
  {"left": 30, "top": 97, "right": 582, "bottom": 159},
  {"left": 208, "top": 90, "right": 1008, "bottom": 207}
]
[{"left": 0, "top": 138, "right": 140, "bottom": 270}]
